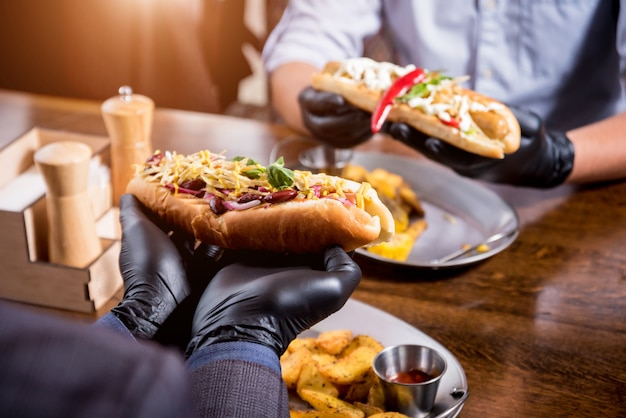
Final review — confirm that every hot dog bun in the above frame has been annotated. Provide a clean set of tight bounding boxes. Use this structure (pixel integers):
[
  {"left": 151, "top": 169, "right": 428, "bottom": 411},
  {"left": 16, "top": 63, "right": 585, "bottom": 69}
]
[
  {"left": 312, "top": 58, "right": 521, "bottom": 159},
  {"left": 126, "top": 150, "right": 394, "bottom": 254}
]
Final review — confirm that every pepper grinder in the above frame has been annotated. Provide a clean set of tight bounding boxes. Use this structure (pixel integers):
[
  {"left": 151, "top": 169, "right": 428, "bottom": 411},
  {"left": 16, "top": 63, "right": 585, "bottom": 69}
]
[
  {"left": 101, "top": 86, "right": 154, "bottom": 206},
  {"left": 34, "top": 141, "right": 102, "bottom": 268}
]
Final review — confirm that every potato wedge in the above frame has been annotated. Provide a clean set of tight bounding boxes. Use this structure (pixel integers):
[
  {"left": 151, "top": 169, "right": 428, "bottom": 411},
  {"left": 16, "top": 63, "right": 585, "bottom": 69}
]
[
  {"left": 315, "top": 330, "right": 353, "bottom": 355},
  {"left": 287, "top": 337, "right": 317, "bottom": 353},
  {"left": 299, "top": 389, "right": 365, "bottom": 418},
  {"left": 288, "top": 331, "right": 405, "bottom": 417},
  {"left": 290, "top": 409, "right": 356, "bottom": 417},
  {"left": 343, "top": 370, "right": 377, "bottom": 403},
  {"left": 353, "top": 402, "right": 384, "bottom": 417},
  {"left": 341, "top": 335, "right": 384, "bottom": 357},
  {"left": 297, "top": 362, "right": 340, "bottom": 398},
  {"left": 341, "top": 164, "right": 427, "bottom": 262},
  {"left": 282, "top": 346, "right": 314, "bottom": 389},
  {"left": 318, "top": 346, "right": 379, "bottom": 385},
  {"left": 366, "top": 379, "right": 386, "bottom": 410}
]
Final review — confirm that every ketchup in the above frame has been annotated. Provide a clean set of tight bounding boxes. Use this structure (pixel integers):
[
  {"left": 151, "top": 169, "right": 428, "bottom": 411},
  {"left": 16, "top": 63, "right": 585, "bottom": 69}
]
[{"left": 388, "top": 368, "right": 435, "bottom": 384}]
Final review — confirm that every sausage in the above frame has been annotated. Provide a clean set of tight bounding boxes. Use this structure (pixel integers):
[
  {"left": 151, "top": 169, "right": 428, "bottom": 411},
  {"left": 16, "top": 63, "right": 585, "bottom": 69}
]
[{"left": 470, "top": 111, "right": 510, "bottom": 140}]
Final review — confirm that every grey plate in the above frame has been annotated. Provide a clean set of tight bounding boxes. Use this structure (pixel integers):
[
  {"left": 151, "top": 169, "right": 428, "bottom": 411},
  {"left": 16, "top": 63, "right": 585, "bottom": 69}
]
[
  {"left": 351, "top": 152, "right": 519, "bottom": 269},
  {"left": 296, "top": 299, "right": 469, "bottom": 418}
]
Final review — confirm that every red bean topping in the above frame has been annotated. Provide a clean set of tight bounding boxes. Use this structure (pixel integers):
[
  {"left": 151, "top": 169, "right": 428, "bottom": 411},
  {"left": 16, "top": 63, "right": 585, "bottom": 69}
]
[
  {"left": 263, "top": 189, "right": 298, "bottom": 204},
  {"left": 208, "top": 195, "right": 227, "bottom": 215},
  {"left": 237, "top": 193, "right": 262, "bottom": 204},
  {"left": 181, "top": 178, "right": 206, "bottom": 191},
  {"left": 145, "top": 152, "right": 163, "bottom": 166}
]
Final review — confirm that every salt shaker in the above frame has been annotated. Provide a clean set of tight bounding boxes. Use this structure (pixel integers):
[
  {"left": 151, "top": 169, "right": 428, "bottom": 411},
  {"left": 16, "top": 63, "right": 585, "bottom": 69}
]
[
  {"left": 34, "top": 141, "right": 102, "bottom": 268},
  {"left": 101, "top": 86, "right": 154, "bottom": 206}
]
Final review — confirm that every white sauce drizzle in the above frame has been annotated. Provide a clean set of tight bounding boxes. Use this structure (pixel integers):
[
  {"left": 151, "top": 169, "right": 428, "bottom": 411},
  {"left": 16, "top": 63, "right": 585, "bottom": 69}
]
[
  {"left": 334, "top": 58, "right": 416, "bottom": 91},
  {"left": 332, "top": 58, "right": 503, "bottom": 137}
]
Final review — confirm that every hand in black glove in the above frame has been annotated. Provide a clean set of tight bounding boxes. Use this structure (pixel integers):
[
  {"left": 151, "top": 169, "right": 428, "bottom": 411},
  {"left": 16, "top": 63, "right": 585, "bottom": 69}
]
[
  {"left": 298, "top": 86, "right": 373, "bottom": 148},
  {"left": 112, "top": 194, "right": 221, "bottom": 340},
  {"left": 185, "top": 246, "right": 361, "bottom": 357},
  {"left": 386, "top": 107, "right": 576, "bottom": 188}
]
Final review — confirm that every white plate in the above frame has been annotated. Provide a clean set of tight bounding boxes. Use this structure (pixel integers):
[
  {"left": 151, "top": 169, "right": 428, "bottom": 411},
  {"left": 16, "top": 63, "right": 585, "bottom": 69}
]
[
  {"left": 297, "top": 299, "right": 469, "bottom": 418},
  {"left": 351, "top": 152, "right": 519, "bottom": 269}
]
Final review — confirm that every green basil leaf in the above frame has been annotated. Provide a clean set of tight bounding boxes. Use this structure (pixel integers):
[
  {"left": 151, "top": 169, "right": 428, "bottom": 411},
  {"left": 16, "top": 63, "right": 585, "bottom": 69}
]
[
  {"left": 267, "top": 156, "right": 294, "bottom": 189},
  {"left": 233, "top": 156, "right": 266, "bottom": 179},
  {"left": 232, "top": 156, "right": 260, "bottom": 166},
  {"left": 244, "top": 167, "right": 265, "bottom": 179}
]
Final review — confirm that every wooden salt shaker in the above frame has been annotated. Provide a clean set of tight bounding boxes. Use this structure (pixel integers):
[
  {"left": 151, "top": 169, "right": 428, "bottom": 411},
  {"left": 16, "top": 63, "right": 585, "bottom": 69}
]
[
  {"left": 34, "top": 141, "right": 102, "bottom": 268},
  {"left": 101, "top": 86, "right": 154, "bottom": 206}
]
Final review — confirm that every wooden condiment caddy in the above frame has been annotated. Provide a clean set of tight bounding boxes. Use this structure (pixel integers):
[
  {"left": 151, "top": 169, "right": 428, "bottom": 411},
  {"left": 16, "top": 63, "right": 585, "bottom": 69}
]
[{"left": 0, "top": 128, "right": 123, "bottom": 312}]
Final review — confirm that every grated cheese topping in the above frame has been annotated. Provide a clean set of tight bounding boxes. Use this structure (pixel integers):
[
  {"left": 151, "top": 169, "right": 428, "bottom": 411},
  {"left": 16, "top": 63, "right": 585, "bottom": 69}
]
[{"left": 135, "top": 150, "right": 371, "bottom": 210}]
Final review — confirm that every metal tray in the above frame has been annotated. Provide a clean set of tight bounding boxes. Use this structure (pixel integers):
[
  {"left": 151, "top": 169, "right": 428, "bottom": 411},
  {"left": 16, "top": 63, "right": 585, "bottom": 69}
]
[
  {"left": 351, "top": 152, "right": 519, "bottom": 269},
  {"left": 296, "top": 298, "right": 469, "bottom": 418}
]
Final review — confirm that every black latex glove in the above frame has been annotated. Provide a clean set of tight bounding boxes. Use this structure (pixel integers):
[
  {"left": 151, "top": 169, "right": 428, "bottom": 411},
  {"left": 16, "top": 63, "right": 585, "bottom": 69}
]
[
  {"left": 185, "top": 246, "right": 361, "bottom": 357},
  {"left": 298, "top": 86, "right": 373, "bottom": 148},
  {"left": 112, "top": 194, "right": 221, "bottom": 340},
  {"left": 386, "top": 107, "right": 575, "bottom": 188}
]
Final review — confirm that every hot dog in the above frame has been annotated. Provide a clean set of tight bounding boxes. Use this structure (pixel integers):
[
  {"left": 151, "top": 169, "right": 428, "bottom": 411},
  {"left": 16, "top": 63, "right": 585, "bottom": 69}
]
[
  {"left": 311, "top": 58, "right": 521, "bottom": 159},
  {"left": 126, "top": 149, "right": 395, "bottom": 253}
]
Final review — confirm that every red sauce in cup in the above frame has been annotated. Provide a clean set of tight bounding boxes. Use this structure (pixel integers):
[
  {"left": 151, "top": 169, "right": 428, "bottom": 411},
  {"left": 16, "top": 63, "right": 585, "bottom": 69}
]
[{"left": 388, "top": 368, "right": 435, "bottom": 384}]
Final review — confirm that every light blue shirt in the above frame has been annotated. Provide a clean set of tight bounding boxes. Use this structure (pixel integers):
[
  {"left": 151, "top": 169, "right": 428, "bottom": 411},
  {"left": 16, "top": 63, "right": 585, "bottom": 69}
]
[{"left": 262, "top": 0, "right": 626, "bottom": 131}]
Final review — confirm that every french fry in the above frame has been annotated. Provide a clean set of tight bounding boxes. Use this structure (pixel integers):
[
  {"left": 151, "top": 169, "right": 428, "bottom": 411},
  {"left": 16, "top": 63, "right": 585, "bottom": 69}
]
[{"left": 299, "top": 389, "right": 365, "bottom": 418}]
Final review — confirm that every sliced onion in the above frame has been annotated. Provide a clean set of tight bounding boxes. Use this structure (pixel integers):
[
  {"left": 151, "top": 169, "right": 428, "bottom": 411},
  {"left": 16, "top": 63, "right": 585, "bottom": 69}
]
[
  {"left": 165, "top": 183, "right": 203, "bottom": 196},
  {"left": 325, "top": 196, "right": 354, "bottom": 207},
  {"left": 222, "top": 199, "right": 262, "bottom": 211}
]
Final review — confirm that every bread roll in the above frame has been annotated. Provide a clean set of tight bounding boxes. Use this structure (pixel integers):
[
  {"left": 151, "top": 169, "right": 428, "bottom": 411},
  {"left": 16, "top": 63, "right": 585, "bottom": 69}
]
[
  {"left": 312, "top": 58, "right": 521, "bottom": 159},
  {"left": 126, "top": 150, "right": 394, "bottom": 254}
]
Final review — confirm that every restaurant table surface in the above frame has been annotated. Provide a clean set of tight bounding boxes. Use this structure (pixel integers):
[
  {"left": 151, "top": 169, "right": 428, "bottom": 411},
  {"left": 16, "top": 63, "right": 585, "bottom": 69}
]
[{"left": 1, "top": 89, "right": 625, "bottom": 417}]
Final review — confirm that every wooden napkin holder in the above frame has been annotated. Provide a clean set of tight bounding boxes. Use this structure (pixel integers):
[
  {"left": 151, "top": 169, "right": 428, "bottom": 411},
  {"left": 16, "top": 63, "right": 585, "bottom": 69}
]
[{"left": 0, "top": 128, "right": 122, "bottom": 312}]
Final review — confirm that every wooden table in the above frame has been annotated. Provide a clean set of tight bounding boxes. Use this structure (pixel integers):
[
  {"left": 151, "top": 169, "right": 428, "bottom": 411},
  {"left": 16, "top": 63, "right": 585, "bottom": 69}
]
[{"left": 2, "top": 89, "right": 625, "bottom": 417}]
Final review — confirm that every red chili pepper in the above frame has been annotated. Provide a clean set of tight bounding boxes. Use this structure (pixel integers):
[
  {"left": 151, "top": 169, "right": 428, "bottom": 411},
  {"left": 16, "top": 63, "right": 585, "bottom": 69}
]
[
  {"left": 441, "top": 117, "right": 461, "bottom": 129},
  {"left": 371, "top": 68, "right": 426, "bottom": 133}
]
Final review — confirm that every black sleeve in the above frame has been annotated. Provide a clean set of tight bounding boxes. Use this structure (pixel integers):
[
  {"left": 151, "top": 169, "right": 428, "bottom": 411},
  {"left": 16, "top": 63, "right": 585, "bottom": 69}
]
[{"left": 0, "top": 302, "right": 195, "bottom": 418}]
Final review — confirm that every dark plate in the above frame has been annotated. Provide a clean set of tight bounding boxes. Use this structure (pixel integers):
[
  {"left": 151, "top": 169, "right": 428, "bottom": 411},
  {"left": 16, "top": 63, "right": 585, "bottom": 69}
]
[{"left": 350, "top": 152, "right": 519, "bottom": 269}]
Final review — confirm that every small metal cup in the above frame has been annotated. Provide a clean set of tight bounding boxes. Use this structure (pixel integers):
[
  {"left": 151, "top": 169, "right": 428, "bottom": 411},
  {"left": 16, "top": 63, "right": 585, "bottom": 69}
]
[{"left": 373, "top": 344, "right": 447, "bottom": 418}]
